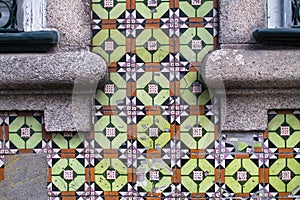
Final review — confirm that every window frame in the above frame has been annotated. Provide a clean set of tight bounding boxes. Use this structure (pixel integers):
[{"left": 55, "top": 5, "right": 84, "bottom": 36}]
[
  {"left": 267, "top": 0, "right": 293, "bottom": 28},
  {"left": 0, "top": 0, "right": 58, "bottom": 52}
]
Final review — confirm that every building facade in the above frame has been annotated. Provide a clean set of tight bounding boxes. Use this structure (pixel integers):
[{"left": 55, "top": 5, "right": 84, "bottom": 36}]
[{"left": 0, "top": 0, "right": 299, "bottom": 199}]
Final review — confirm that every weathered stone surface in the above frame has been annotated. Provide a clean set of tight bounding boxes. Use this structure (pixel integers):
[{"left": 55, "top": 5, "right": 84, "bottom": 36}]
[
  {"left": 221, "top": 89, "right": 300, "bottom": 131},
  {"left": 0, "top": 93, "right": 94, "bottom": 132},
  {"left": 0, "top": 154, "right": 47, "bottom": 200},
  {"left": 219, "top": 0, "right": 265, "bottom": 44},
  {"left": 0, "top": 51, "right": 107, "bottom": 90},
  {"left": 203, "top": 49, "right": 300, "bottom": 89},
  {"left": 47, "top": 0, "right": 91, "bottom": 52},
  {"left": 0, "top": 0, "right": 108, "bottom": 132}
]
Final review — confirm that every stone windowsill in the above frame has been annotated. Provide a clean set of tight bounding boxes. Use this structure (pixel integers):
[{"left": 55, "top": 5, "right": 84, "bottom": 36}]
[
  {"left": 203, "top": 49, "right": 300, "bottom": 132},
  {"left": 0, "top": 51, "right": 107, "bottom": 132},
  {"left": 203, "top": 49, "right": 300, "bottom": 89},
  {"left": 0, "top": 51, "right": 107, "bottom": 90}
]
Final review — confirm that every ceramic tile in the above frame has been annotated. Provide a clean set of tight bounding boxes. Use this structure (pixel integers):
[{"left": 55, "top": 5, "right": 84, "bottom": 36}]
[
  {"left": 181, "top": 156, "right": 216, "bottom": 195},
  {"left": 135, "top": 0, "right": 170, "bottom": 20},
  {"left": 217, "top": 155, "right": 260, "bottom": 198},
  {"left": 135, "top": 29, "right": 172, "bottom": 64},
  {"left": 179, "top": 27, "right": 215, "bottom": 63},
  {"left": 92, "top": 29, "right": 127, "bottom": 66},
  {"left": 136, "top": 72, "right": 174, "bottom": 107},
  {"left": 91, "top": 0, "right": 220, "bottom": 198},
  {"left": 6, "top": 112, "right": 45, "bottom": 154},
  {"left": 93, "top": 158, "right": 128, "bottom": 193},
  {"left": 93, "top": 113, "right": 128, "bottom": 145},
  {"left": 92, "top": 0, "right": 127, "bottom": 21},
  {"left": 268, "top": 158, "right": 300, "bottom": 196},
  {"left": 49, "top": 132, "right": 87, "bottom": 150},
  {"left": 136, "top": 115, "right": 171, "bottom": 150},
  {"left": 268, "top": 110, "right": 300, "bottom": 149},
  {"left": 135, "top": 157, "right": 173, "bottom": 195},
  {"left": 179, "top": 0, "right": 217, "bottom": 18},
  {"left": 180, "top": 115, "right": 216, "bottom": 150},
  {"left": 47, "top": 152, "right": 91, "bottom": 197}
]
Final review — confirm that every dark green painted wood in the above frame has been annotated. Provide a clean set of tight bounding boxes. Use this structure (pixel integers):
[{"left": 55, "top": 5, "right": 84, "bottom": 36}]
[
  {"left": 0, "top": 31, "right": 58, "bottom": 52},
  {"left": 253, "top": 28, "right": 300, "bottom": 44}
]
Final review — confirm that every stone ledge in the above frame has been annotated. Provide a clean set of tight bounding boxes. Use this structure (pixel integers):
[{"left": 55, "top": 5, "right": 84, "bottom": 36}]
[
  {"left": 0, "top": 51, "right": 107, "bottom": 132},
  {"left": 0, "top": 51, "right": 107, "bottom": 90},
  {"left": 203, "top": 49, "right": 300, "bottom": 89},
  {"left": 221, "top": 89, "right": 300, "bottom": 131}
]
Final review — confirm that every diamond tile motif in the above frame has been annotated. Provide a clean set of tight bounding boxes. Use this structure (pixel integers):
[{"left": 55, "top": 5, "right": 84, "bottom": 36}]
[
  {"left": 180, "top": 27, "right": 215, "bottom": 63},
  {"left": 269, "top": 158, "right": 300, "bottom": 194},
  {"left": 137, "top": 115, "right": 170, "bottom": 149},
  {"left": 180, "top": 115, "right": 215, "bottom": 151},
  {"left": 94, "top": 115, "right": 127, "bottom": 149},
  {"left": 136, "top": 72, "right": 172, "bottom": 106},
  {"left": 181, "top": 157, "right": 215, "bottom": 195}
]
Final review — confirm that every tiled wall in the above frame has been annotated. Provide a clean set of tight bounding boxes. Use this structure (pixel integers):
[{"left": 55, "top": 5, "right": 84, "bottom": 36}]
[
  {"left": 0, "top": 0, "right": 299, "bottom": 200},
  {"left": 0, "top": 111, "right": 300, "bottom": 199}
]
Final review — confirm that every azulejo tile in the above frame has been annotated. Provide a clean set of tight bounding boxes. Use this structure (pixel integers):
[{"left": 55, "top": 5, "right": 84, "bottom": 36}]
[
  {"left": 179, "top": 27, "right": 215, "bottom": 63},
  {"left": 91, "top": 0, "right": 220, "bottom": 198},
  {"left": 268, "top": 158, "right": 300, "bottom": 195},
  {"left": 181, "top": 157, "right": 215, "bottom": 195},
  {"left": 137, "top": 115, "right": 170, "bottom": 149},
  {"left": 136, "top": 0, "right": 170, "bottom": 20},
  {"left": 49, "top": 132, "right": 87, "bottom": 150},
  {"left": 93, "top": 130, "right": 127, "bottom": 150},
  {"left": 179, "top": 0, "right": 217, "bottom": 18},
  {"left": 136, "top": 72, "right": 172, "bottom": 106},
  {"left": 7, "top": 112, "right": 44, "bottom": 154},
  {"left": 93, "top": 158, "right": 128, "bottom": 193},
  {"left": 180, "top": 115, "right": 215, "bottom": 151},
  {"left": 135, "top": 157, "right": 172, "bottom": 194},
  {"left": 135, "top": 29, "right": 171, "bottom": 64},
  {"left": 92, "top": 0, "right": 127, "bottom": 21},
  {"left": 268, "top": 110, "right": 300, "bottom": 149},
  {"left": 221, "top": 157, "right": 260, "bottom": 197},
  {"left": 48, "top": 151, "right": 91, "bottom": 197},
  {"left": 94, "top": 113, "right": 127, "bottom": 135},
  {"left": 179, "top": 72, "right": 212, "bottom": 107},
  {"left": 92, "top": 29, "right": 127, "bottom": 65}
]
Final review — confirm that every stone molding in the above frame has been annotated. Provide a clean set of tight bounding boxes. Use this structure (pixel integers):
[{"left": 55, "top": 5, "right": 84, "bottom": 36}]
[
  {"left": 203, "top": 49, "right": 300, "bottom": 131},
  {"left": 203, "top": 49, "right": 300, "bottom": 89},
  {"left": 0, "top": 51, "right": 106, "bottom": 90},
  {"left": 0, "top": 51, "right": 107, "bottom": 132}
]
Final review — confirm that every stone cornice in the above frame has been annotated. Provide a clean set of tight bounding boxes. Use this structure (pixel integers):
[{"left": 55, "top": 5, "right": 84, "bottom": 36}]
[
  {"left": 0, "top": 51, "right": 107, "bottom": 91},
  {"left": 203, "top": 49, "right": 300, "bottom": 89}
]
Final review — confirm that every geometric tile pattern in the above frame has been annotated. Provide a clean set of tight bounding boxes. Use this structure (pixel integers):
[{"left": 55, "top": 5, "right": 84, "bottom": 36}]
[
  {"left": 90, "top": 0, "right": 299, "bottom": 199},
  {"left": 265, "top": 110, "right": 300, "bottom": 199},
  {"left": 0, "top": 1, "right": 298, "bottom": 200},
  {"left": 92, "top": 0, "right": 219, "bottom": 198},
  {"left": 0, "top": 98, "right": 298, "bottom": 198}
]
